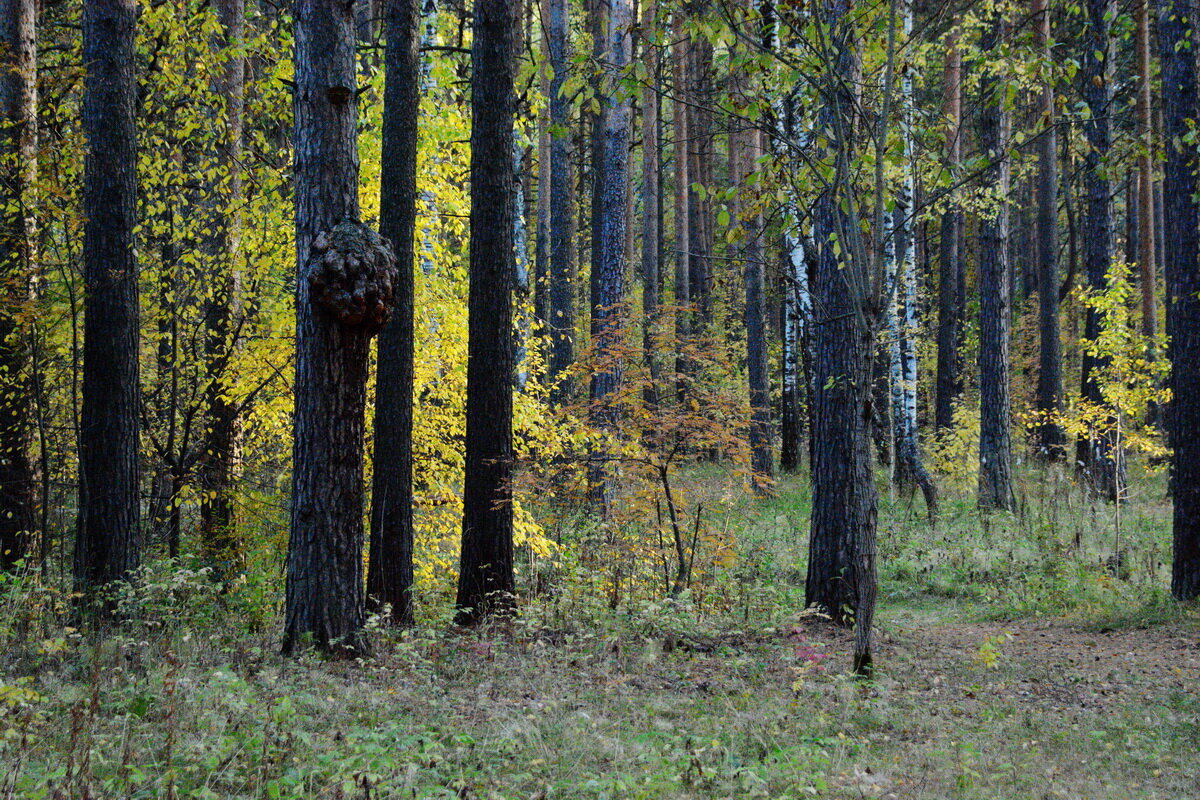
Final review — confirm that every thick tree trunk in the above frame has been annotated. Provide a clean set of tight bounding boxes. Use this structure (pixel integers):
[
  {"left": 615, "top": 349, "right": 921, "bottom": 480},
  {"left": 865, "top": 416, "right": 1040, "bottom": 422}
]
[
  {"left": 456, "top": 0, "right": 518, "bottom": 623},
  {"left": 1032, "top": 0, "right": 1064, "bottom": 459},
  {"left": 285, "top": 0, "right": 398, "bottom": 655},
  {"left": 977, "top": 13, "right": 1015, "bottom": 511},
  {"left": 805, "top": 0, "right": 877, "bottom": 676},
  {"left": 1077, "top": 0, "right": 1124, "bottom": 503},
  {"left": 547, "top": 0, "right": 574, "bottom": 402},
  {"left": 588, "top": 0, "right": 633, "bottom": 512},
  {"left": 199, "top": 0, "right": 246, "bottom": 572},
  {"left": 76, "top": 0, "right": 142, "bottom": 600},
  {"left": 0, "top": 0, "right": 38, "bottom": 571},
  {"left": 934, "top": 34, "right": 962, "bottom": 434},
  {"left": 368, "top": 0, "right": 421, "bottom": 626},
  {"left": 1157, "top": 0, "right": 1200, "bottom": 600}
]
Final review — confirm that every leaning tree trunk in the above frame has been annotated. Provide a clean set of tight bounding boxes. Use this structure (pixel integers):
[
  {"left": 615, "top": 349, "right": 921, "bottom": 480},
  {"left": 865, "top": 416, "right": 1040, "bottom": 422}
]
[
  {"left": 976, "top": 12, "right": 1015, "bottom": 511},
  {"left": 368, "top": 0, "right": 421, "bottom": 626},
  {"left": 0, "top": 0, "right": 38, "bottom": 572},
  {"left": 1077, "top": 0, "right": 1124, "bottom": 503},
  {"left": 199, "top": 0, "right": 246, "bottom": 572},
  {"left": 284, "top": 0, "right": 399, "bottom": 656},
  {"left": 75, "top": 0, "right": 142, "bottom": 602},
  {"left": 934, "top": 31, "right": 963, "bottom": 434},
  {"left": 1032, "top": 0, "right": 1065, "bottom": 459},
  {"left": 455, "top": 0, "right": 518, "bottom": 624},
  {"left": 587, "top": 0, "right": 633, "bottom": 513},
  {"left": 1157, "top": 0, "right": 1200, "bottom": 600}
]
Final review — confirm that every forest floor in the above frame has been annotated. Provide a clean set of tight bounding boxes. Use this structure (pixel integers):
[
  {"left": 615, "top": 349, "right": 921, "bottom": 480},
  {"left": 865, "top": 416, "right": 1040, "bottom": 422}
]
[
  {"left": 3, "top": 594, "right": 1196, "bottom": 799},
  {"left": 2, "top": 466, "right": 1198, "bottom": 798}
]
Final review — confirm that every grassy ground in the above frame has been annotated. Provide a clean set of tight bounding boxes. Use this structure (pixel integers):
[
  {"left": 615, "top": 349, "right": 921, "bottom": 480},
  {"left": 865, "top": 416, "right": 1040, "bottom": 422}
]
[{"left": 1, "top": 464, "right": 1197, "bottom": 799}]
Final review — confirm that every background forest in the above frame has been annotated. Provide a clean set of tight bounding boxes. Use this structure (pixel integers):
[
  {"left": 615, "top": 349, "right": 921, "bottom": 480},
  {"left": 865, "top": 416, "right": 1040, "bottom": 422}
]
[{"left": 1, "top": 0, "right": 1199, "bottom": 796}]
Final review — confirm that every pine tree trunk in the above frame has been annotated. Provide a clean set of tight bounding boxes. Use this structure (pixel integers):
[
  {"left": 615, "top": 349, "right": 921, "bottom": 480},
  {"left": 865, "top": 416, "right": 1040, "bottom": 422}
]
[
  {"left": 199, "top": 0, "right": 246, "bottom": 572},
  {"left": 1032, "top": 0, "right": 1065, "bottom": 459},
  {"left": 744, "top": 126, "right": 773, "bottom": 487},
  {"left": 1134, "top": 0, "right": 1157, "bottom": 371},
  {"left": 588, "top": 0, "right": 633, "bottom": 512},
  {"left": 806, "top": 0, "right": 878, "bottom": 676},
  {"left": 934, "top": 34, "right": 962, "bottom": 434},
  {"left": 547, "top": 0, "right": 574, "bottom": 402},
  {"left": 640, "top": 2, "right": 662, "bottom": 404},
  {"left": 456, "top": 0, "right": 518, "bottom": 623},
  {"left": 285, "top": 0, "right": 398, "bottom": 655},
  {"left": 1157, "top": 0, "right": 1200, "bottom": 600},
  {"left": 672, "top": 21, "right": 691, "bottom": 397},
  {"left": 1077, "top": 0, "right": 1124, "bottom": 502},
  {"left": 368, "top": 0, "right": 421, "bottom": 626},
  {"left": 0, "top": 0, "right": 38, "bottom": 572},
  {"left": 976, "top": 12, "right": 1015, "bottom": 511},
  {"left": 76, "top": 0, "right": 142, "bottom": 601}
]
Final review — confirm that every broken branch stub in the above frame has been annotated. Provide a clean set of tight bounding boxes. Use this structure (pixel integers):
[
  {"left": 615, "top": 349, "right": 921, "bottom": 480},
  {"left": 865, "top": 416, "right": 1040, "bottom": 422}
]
[{"left": 307, "top": 220, "right": 399, "bottom": 335}]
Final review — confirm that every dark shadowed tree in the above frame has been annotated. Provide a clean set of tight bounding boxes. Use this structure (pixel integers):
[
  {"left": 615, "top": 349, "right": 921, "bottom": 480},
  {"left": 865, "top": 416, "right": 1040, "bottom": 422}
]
[
  {"left": 0, "top": 0, "right": 38, "bottom": 571},
  {"left": 1134, "top": 0, "right": 1156, "bottom": 352},
  {"left": 934, "top": 31, "right": 963, "bottom": 434},
  {"left": 284, "top": 0, "right": 399, "bottom": 655},
  {"left": 547, "top": 0, "right": 574, "bottom": 401},
  {"left": 1156, "top": 0, "right": 1200, "bottom": 600},
  {"left": 199, "top": 0, "right": 246, "bottom": 570},
  {"left": 640, "top": 0, "right": 662, "bottom": 403},
  {"left": 368, "top": 0, "right": 422, "bottom": 626},
  {"left": 1032, "top": 0, "right": 1064, "bottom": 459},
  {"left": 455, "top": 0, "right": 519, "bottom": 624},
  {"left": 672, "top": 19, "right": 691, "bottom": 395},
  {"left": 976, "top": 10, "right": 1015, "bottom": 511},
  {"left": 741, "top": 125, "right": 773, "bottom": 489},
  {"left": 75, "top": 0, "right": 142, "bottom": 601},
  {"left": 1076, "top": 0, "right": 1124, "bottom": 501}
]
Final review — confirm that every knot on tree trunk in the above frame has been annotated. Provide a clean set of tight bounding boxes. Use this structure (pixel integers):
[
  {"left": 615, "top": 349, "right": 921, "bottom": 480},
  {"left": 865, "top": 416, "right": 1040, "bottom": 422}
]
[{"left": 307, "top": 221, "right": 398, "bottom": 335}]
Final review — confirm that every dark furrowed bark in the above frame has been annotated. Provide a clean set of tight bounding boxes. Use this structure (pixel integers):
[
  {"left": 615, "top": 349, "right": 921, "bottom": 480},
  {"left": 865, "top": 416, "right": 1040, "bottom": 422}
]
[
  {"left": 455, "top": 0, "right": 518, "bottom": 624},
  {"left": 368, "top": 0, "right": 422, "bottom": 626},
  {"left": 76, "top": 0, "right": 142, "bottom": 603}
]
